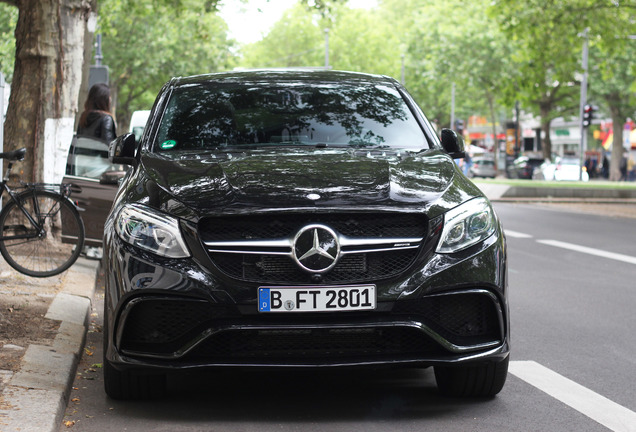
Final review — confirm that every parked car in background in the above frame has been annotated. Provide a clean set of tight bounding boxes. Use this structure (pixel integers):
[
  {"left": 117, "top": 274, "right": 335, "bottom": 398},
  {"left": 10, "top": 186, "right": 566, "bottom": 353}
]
[
  {"left": 62, "top": 136, "right": 127, "bottom": 246},
  {"left": 506, "top": 155, "right": 544, "bottom": 179},
  {"left": 468, "top": 157, "right": 497, "bottom": 178},
  {"left": 533, "top": 156, "right": 589, "bottom": 181},
  {"left": 102, "top": 69, "right": 510, "bottom": 401}
]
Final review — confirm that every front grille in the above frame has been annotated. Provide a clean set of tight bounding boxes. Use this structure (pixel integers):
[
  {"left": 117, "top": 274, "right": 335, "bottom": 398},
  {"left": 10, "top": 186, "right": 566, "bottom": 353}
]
[
  {"left": 186, "top": 327, "right": 445, "bottom": 363},
  {"left": 199, "top": 213, "right": 427, "bottom": 284},
  {"left": 199, "top": 213, "right": 427, "bottom": 242},
  {"left": 210, "top": 249, "right": 417, "bottom": 284}
]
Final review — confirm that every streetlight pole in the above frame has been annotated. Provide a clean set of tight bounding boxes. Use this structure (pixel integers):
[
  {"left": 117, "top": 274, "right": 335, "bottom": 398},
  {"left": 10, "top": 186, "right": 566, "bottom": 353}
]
[
  {"left": 450, "top": 82, "right": 455, "bottom": 131},
  {"left": 578, "top": 28, "right": 589, "bottom": 181}
]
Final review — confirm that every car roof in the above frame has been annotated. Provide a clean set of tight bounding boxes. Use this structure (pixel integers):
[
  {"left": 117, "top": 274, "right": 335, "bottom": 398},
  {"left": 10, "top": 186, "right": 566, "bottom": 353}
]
[{"left": 170, "top": 69, "right": 399, "bottom": 88}]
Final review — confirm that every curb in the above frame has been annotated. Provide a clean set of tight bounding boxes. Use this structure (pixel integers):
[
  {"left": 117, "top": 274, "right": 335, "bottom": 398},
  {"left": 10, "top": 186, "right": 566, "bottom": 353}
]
[{"left": 0, "top": 258, "right": 100, "bottom": 432}]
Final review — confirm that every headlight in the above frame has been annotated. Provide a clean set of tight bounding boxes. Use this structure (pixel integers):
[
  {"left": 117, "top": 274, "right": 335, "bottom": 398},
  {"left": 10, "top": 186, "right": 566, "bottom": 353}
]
[
  {"left": 115, "top": 204, "right": 191, "bottom": 258},
  {"left": 436, "top": 198, "right": 496, "bottom": 253}
]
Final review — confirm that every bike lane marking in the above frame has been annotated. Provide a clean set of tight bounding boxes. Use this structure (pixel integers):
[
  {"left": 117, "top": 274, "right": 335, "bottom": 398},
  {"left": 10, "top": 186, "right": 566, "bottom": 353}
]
[
  {"left": 509, "top": 361, "right": 636, "bottom": 432},
  {"left": 536, "top": 239, "right": 636, "bottom": 265}
]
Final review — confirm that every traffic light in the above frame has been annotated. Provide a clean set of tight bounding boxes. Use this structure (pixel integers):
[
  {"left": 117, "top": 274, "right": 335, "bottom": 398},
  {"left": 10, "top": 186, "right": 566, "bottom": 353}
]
[{"left": 583, "top": 104, "right": 596, "bottom": 128}]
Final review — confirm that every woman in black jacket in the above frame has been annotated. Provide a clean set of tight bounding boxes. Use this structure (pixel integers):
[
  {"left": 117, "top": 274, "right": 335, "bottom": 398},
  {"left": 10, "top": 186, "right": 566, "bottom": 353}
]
[
  {"left": 76, "top": 83, "right": 116, "bottom": 260},
  {"left": 77, "top": 83, "right": 116, "bottom": 141}
]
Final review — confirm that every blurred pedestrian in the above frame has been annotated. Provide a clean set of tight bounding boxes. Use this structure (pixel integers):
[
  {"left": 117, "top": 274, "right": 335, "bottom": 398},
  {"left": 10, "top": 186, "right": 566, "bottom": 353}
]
[
  {"left": 627, "top": 155, "right": 635, "bottom": 182},
  {"left": 76, "top": 83, "right": 116, "bottom": 260},
  {"left": 601, "top": 153, "right": 610, "bottom": 179},
  {"left": 77, "top": 83, "right": 116, "bottom": 142},
  {"left": 619, "top": 151, "right": 628, "bottom": 181}
]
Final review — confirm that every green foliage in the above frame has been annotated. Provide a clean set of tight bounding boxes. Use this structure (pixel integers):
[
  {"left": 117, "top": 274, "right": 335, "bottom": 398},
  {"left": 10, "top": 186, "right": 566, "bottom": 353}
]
[
  {"left": 239, "top": 3, "right": 404, "bottom": 81},
  {"left": 240, "top": 5, "right": 324, "bottom": 68},
  {"left": 406, "top": 0, "right": 514, "bottom": 128},
  {"left": 0, "top": 2, "right": 18, "bottom": 81},
  {"left": 97, "top": 0, "right": 236, "bottom": 128}
]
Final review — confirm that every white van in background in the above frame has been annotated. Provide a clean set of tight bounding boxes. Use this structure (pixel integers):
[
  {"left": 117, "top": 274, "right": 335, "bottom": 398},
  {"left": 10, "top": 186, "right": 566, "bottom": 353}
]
[{"left": 129, "top": 110, "right": 151, "bottom": 142}]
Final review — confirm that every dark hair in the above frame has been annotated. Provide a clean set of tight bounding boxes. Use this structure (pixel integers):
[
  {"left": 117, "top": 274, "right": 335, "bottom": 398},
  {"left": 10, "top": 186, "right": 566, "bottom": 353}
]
[{"left": 79, "top": 83, "right": 112, "bottom": 128}]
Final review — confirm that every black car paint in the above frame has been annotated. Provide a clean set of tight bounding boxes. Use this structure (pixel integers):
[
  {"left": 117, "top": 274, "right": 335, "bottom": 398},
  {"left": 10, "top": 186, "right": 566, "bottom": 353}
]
[{"left": 102, "top": 70, "right": 509, "bottom": 396}]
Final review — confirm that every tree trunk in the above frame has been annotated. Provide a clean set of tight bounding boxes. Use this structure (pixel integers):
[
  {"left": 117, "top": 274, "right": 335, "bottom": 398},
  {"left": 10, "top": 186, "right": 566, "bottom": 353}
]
[
  {"left": 3, "top": 0, "right": 91, "bottom": 183},
  {"left": 540, "top": 107, "right": 552, "bottom": 161},
  {"left": 609, "top": 107, "right": 624, "bottom": 182},
  {"left": 486, "top": 92, "right": 499, "bottom": 175}
]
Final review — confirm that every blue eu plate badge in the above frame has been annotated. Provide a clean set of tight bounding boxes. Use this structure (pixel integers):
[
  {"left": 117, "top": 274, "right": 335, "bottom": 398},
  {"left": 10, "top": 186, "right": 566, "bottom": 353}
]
[{"left": 259, "top": 288, "right": 271, "bottom": 312}]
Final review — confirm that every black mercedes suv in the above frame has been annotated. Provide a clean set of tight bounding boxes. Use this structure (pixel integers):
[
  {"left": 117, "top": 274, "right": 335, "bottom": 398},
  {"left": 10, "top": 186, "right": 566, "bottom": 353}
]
[{"left": 103, "top": 69, "right": 509, "bottom": 400}]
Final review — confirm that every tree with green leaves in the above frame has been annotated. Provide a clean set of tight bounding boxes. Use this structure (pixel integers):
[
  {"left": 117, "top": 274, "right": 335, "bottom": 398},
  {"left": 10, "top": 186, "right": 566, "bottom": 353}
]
[
  {"left": 1, "top": 0, "right": 95, "bottom": 183},
  {"left": 586, "top": 5, "right": 636, "bottom": 181},
  {"left": 407, "top": 0, "right": 514, "bottom": 169},
  {"left": 97, "top": 0, "right": 235, "bottom": 132},
  {"left": 490, "top": 0, "right": 636, "bottom": 164},
  {"left": 489, "top": 0, "right": 586, "bottom": 161},
  {"left": 240, "top": 2, "right": 404, "bottom": 79},
  {"left": 0, "top": 2, "right": 17, "bottom": 81}
]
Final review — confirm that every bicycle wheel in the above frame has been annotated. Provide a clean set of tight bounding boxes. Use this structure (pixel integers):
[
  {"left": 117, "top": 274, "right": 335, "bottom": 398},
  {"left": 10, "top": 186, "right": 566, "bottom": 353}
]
[{"left": 0, "top": 189, "right": 85, "bottom": 277}]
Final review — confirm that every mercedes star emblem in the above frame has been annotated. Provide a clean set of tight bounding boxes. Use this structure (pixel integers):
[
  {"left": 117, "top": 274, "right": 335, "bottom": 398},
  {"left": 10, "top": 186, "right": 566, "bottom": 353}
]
[{"left": 292, "top": 224, "right": 340, "bottom": 273}]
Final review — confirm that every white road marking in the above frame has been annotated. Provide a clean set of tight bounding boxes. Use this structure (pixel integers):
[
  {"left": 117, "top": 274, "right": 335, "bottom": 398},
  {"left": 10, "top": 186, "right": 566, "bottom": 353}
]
[
  {"left": 504, "top": 230, "right": 533, "bottom": 239},
  {"left": 509, "top": 361, "right": 636, "bottom": 432},
  {"left": 537, "top": 239, "right": 636, "bottom": 265}
]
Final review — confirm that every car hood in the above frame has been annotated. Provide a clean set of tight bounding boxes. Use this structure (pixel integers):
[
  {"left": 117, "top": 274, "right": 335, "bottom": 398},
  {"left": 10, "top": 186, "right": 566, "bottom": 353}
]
[{"left": 137, "top": 148, "right": 476, "bottom": 216}]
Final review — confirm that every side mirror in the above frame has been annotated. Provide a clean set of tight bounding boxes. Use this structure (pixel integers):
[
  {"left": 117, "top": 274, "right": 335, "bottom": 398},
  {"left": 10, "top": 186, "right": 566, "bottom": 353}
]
[
  {"left": 99, "top": 170, "right": 127, "bottom": 185},
  {"left": 109, "top": 133, "right": 138, "bottom": 166},
  {"left": 441, "top": 128, "right": 466, "bottom": 159}
]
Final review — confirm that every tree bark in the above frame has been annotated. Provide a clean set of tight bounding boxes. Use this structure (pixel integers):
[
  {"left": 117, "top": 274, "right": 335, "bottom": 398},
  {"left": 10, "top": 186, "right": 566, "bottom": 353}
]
[
  {"left": 609, "top": 107, "right": 625, "bottom": 182},
  {"left": 3, "top": 0, "right": 92, "bottom": 183},
  {"left": 540, "top": 104, "right": 552, "bottom": 160}
]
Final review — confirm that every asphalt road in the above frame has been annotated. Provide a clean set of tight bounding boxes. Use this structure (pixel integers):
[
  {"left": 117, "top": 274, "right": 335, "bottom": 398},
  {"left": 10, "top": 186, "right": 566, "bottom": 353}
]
[{"left": 59, "top": 203, "right": 636, "bottom": 431}]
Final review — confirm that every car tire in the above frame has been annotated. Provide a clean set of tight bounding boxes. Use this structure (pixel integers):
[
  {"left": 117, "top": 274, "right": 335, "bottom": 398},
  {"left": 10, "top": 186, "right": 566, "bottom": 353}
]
[{"left": 434, "top": 356, "right": 509, "bottom": 397}]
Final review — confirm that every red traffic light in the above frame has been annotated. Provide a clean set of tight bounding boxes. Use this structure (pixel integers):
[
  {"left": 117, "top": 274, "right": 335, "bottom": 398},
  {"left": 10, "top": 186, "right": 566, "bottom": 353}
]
[{"left": 583, "top": 104, "right": 596, "bottom": 128}]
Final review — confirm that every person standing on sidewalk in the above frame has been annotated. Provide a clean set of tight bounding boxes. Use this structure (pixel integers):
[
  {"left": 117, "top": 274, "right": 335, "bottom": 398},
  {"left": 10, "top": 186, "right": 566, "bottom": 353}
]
[
  {"left": 76, "top": 83, "right": 117, "bottom": 259},
  {"left": 77, "top": 83, "right": 117, "bottom": 141}
]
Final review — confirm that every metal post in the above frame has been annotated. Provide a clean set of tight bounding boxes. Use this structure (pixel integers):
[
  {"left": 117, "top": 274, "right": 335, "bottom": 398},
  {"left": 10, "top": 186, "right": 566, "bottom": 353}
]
[
  {"left": 324, "top": 29, "right": 329, "bottom": 69},
  {"left": 450, "top": 83, "right": 455, "bottom": 131},
  {"left": 95, "top": 33, "right": 103, "bottom": 66},
  {"left": 1, "top": 71, "right": 4, "bottom": 206},
  {"left": 515, "top": 101, "right": 520, "bottom": 157},
  {"left": 578, "top": 28, "right": 589, "bottom": 181}
]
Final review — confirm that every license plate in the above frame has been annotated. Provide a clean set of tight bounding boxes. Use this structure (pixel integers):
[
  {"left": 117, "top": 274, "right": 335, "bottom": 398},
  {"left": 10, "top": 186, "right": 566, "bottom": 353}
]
[{"left": 258, "top": 285, "right": 376, "bottom": 312}]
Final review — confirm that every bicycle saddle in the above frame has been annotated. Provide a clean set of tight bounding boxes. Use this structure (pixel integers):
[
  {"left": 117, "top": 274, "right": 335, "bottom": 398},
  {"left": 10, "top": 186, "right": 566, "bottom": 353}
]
[{"left": 0, "top": 148, "right": 27, "bottom": 161}]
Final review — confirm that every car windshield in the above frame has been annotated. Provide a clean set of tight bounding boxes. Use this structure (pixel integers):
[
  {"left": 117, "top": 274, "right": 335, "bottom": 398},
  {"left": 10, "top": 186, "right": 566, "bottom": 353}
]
[{"left": 153, "top": 82, "right": 428, "bottom": 152}]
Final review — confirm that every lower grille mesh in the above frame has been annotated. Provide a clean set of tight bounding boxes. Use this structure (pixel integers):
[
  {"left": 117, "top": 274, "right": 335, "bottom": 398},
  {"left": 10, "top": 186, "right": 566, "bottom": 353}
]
[
  {"left": 187, "top": 327, "right": 445, "bottom": 363},
  {"left": 211, "top": 249, "right": 417, "bottom": 284}
]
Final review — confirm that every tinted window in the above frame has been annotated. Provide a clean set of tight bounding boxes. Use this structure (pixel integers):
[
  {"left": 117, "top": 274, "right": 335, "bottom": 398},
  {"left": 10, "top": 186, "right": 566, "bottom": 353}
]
[{"left": 154, "top": 82, "right": 428, "bottom": 151}]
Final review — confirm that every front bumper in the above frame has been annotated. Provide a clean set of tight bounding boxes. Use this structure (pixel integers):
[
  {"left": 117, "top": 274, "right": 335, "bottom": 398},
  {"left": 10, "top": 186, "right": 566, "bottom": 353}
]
[{"left": 103, "top": 224, "right": 509, "bottom": 372}]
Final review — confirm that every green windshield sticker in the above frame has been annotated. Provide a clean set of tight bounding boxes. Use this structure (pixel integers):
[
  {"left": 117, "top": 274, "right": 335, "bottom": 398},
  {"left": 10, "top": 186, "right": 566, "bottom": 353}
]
[{"left": 160, "top": 140, "right": 177, "bottom": 150}]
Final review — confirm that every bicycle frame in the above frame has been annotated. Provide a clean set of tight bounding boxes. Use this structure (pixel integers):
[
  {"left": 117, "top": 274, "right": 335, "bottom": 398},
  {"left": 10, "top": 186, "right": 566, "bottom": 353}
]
[{"left": 0, "top": 153, "right": 71, "bottom": 242}]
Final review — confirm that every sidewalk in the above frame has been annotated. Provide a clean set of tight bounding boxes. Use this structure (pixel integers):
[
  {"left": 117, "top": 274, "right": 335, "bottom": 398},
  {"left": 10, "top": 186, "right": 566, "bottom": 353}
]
[{"left": 0, "top": 257, "right": 99, "bottom": 432}]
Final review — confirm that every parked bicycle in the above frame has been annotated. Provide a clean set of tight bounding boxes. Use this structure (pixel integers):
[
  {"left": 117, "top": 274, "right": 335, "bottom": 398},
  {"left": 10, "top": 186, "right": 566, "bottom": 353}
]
[{"left": 0, "top": 147, "right": 85, "bottom": 277}]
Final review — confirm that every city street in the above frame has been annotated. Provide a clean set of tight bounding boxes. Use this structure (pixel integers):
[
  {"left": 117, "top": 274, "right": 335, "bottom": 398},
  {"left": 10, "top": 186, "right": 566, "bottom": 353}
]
[{"left": 59, "top": 202, "right": 636, "bottom": 431}]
